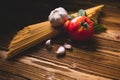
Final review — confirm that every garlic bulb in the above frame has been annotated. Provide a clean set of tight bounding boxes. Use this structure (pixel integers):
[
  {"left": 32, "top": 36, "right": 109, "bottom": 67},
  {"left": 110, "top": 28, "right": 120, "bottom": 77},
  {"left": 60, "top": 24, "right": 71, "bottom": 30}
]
[{"left": 48, "top": 7, "right": 68, "bottom": 27}]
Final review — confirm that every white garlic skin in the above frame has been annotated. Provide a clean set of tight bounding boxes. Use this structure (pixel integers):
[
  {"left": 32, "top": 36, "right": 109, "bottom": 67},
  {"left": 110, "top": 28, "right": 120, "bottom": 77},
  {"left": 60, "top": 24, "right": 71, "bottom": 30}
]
[
  {"left": 64, "top": 43, "right": 72, "bottom": 50},
  {"left": 45, "top": 39, "right": 52, "bottom": 50},
  {"left": 56, "top": 46, "right": 66, "bottom": 55},
  {"left": 48, "top": 7, "right": 68, "bottom": 27}
]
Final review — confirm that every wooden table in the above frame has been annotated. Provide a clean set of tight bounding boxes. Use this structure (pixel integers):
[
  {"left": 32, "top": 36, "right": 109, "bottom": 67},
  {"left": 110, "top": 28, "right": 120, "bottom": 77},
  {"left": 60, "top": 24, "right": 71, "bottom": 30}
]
[{"left": 0, "top": 0, "right": 120, "bottom": 80}]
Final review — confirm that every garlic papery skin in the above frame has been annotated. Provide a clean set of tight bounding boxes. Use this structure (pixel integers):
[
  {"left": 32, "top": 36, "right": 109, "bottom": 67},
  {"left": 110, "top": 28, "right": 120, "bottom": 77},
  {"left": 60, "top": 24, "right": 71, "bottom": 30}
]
[
  {"left": 45, "top": 39, "right": 52, "bottom": 50},
  {"left": 56, "top": 46, "right": 66, "bottom": 55},
  {"left": 48, "top": 7, "right": 68, "bottom": 27},
  {"left": 63, "top": 43, "right": 72, "bottom": 50}
]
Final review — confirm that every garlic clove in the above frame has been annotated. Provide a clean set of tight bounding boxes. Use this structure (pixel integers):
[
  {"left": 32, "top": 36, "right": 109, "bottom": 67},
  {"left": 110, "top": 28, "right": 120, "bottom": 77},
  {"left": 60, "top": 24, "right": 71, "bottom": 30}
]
[
  {"left": 56, "top": 46, "right": 66, "bottom": 55},
  {"left": 45, "top": 39, "right": 52, "bottom": 50},
  {"left": 63, "top": 43, "right": 72, "bottom": 50}
]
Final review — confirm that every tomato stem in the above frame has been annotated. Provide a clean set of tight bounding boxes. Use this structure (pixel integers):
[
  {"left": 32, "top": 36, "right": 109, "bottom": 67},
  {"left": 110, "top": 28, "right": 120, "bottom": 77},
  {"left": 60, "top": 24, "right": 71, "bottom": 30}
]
[{"left": 80, "top": 22, "right": 89, "bottom": 29}]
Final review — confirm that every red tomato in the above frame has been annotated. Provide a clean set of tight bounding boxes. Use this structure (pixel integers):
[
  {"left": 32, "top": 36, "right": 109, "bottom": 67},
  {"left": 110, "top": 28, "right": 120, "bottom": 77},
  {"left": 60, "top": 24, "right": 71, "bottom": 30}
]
[{"left": 67, "top": 16, "right": 94, "bottom": 42}]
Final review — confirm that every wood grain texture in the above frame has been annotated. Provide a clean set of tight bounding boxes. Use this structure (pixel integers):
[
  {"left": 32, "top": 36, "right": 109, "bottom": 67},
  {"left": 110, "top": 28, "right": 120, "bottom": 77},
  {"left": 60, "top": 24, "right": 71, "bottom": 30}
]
[
  {"left": 0, "top": 71, "right": 28, "bottom": 80},
  {"left": 0, "top": 57, "right": 111, "bottom": 80},
  {"left": 0, "top": 0, "right": 120, "bottom": 80}
]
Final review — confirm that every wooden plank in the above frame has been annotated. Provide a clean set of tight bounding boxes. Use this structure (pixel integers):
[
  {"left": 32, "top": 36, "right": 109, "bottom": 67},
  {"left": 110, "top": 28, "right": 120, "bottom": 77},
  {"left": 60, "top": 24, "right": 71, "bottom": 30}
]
[
  {"left": 24, "top": 42, "right": 120, "bottom": 79},
  {"left": 0, "top": 70, "right": 28, "bottom": 80},
  {"left": 0, "top": 58, "right": 111, "bottom": 80}
]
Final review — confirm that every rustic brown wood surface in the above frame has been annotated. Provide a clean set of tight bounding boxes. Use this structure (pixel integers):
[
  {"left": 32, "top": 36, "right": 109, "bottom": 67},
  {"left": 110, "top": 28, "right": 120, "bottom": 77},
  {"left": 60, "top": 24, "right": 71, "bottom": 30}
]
[{"left": 0, "top": 0, "right": 120, "bottom": 80}]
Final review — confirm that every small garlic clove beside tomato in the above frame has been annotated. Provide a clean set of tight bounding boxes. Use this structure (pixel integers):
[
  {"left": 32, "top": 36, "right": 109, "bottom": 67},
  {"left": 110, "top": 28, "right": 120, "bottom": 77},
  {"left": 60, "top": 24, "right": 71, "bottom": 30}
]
[{"left": 48, "top": 7, "right": 68, "bottom": 27}]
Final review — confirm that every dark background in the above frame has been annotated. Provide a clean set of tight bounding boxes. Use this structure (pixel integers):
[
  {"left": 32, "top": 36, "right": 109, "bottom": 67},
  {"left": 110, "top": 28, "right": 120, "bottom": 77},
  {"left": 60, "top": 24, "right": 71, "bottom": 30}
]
[{"left": 0, "top": 0, "right": 119, "bottom": 33}]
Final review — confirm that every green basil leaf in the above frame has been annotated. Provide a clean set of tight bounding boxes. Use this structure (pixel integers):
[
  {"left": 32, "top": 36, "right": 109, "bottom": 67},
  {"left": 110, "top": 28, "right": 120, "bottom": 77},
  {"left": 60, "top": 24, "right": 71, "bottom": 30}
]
[
  {"left": 91, "top": 18, "right": 96, "bottom": 23},
  {"left": 68, "top": 14, "right": 75, "bottom": 20},
  {"left": 94, "top": 24, "right": 107, "bottom": 33},
  {"left": 78, "top": 9, "right": 87, "bottom": 16}
]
